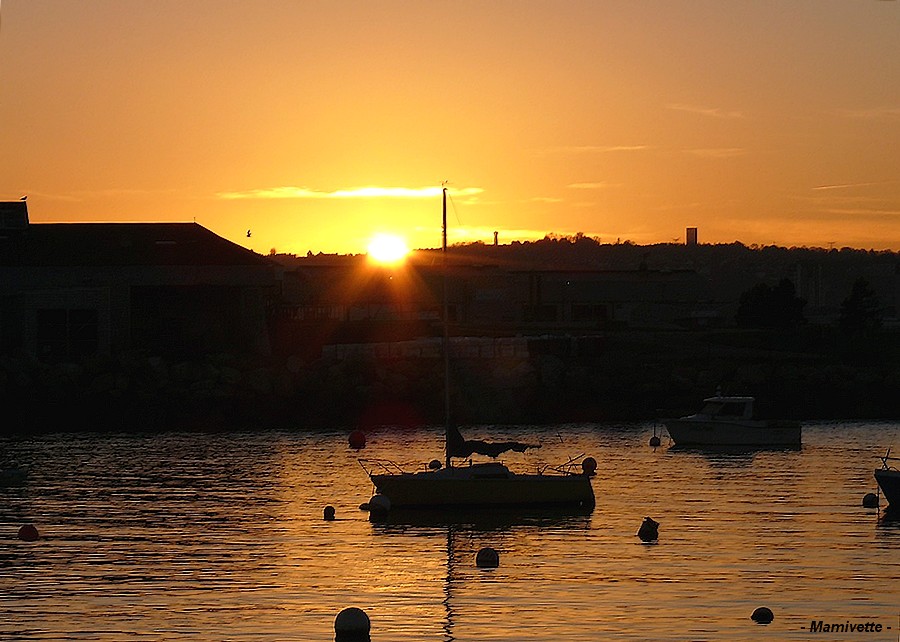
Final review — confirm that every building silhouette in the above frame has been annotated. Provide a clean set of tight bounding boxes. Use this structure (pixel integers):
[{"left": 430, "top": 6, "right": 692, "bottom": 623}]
[{"left": 1, "top": 202, "right": 277, "bottom": 359}]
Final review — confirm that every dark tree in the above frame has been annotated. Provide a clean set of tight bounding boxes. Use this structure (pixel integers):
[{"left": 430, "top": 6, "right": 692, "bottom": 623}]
[
  {"left": 839, "top": 277, "right": 882, "bottom": 338},
  {"left": 736, "top": 278, "right": 806, "bottom": 330}
]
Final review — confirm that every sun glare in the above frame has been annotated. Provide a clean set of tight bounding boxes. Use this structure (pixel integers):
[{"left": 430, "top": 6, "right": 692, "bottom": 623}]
[{"left": 367, "top": 233, "right": 410, "bottom": 264}]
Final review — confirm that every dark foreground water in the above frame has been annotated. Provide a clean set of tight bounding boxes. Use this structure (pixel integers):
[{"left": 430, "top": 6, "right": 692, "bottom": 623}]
[{"left": 1, "top": 422, "right": 899, "bottom": 641}]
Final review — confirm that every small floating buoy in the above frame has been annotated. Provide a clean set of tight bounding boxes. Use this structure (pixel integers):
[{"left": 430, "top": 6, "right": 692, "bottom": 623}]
[
  {"left": 637, "top": 516, "right": 659, "bottom": 542},
  {"left": 18, "top": 524, "right": 39, "bottom": 542},
  {"left": 428, "top": 459, "right": 442, "bottom": 470},
  {"left": 862, "top": 492, "right": 879, "bottom": 508},
  {"left": 581, "top": 457, "right": 597, "bottom": 476},
  {"left": 649, "top": 435, "right": 661, "bottom": 447},
  {"left": 348, "top": 430, "right": 366, "bottom": 450},
  {"left": 334, "top": 606, "right": 371, "bottom": 641},
  {"left": 475, "top": 547, "right": 499, "bottom": 568},
  {"left": 751, "top": 606, "right": 774, "bottom": 624},
  {"left": 324, "top": 505, "right": 336, "bottom": 521}
]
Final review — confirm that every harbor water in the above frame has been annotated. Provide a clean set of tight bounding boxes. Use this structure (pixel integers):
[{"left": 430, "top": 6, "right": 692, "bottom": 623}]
[{"left": 2, "top": 422, "right": 899, "bottom": 641}]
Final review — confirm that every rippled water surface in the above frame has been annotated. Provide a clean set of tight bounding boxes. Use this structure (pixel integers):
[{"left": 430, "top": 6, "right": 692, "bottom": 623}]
[{"left": 2, "top": 422, "right": 899, "bottom": 641}]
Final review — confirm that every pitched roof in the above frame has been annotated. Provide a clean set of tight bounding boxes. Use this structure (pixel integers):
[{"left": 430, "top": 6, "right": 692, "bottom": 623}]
[{"left": 0, "top": 222, "right": 273, "bottom": 267}]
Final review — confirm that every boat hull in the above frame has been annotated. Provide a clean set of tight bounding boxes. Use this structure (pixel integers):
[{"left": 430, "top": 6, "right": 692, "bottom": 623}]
[
  {"left": 664, "top": 419, "right": 801, "bottom": 447},
  {"left": 875, "top": 468, "right": 900, "bottom": 507},
  {"left": 370, "top": 466, "right": 595, "bottom": 508}
]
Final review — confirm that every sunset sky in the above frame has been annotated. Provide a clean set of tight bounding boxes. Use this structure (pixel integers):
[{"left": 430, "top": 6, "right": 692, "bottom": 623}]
[{"left": 1, "top": 1, "right": 898, "bottom": 255}]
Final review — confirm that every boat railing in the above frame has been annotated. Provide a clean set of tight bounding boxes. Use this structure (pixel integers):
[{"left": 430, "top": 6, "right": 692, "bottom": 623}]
[
  {"left": 358, "top": 458, "right": 411, "bottom": 476},
  {"left": 541, "top": 453, "right": 587, "bottom": 476}
]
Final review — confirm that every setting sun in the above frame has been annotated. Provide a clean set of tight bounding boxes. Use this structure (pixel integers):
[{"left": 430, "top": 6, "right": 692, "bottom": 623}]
[{"left": 367, "top": 233, "right": 410, "bottom": 264}]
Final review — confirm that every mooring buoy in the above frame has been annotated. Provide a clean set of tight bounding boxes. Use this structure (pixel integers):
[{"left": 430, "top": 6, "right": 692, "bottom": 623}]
[
  {"left": 18, "top": 524, "right": 39, "bottom": 542},
  {"left": 348, "top": 430, "right": 366, "bottom": 450},
  {"left": 334, "top": 606, "right": 371, "bottom": 641},
  {"left": 862, "top": 492, "right": 879, "bottom": 508},
  {"left": 649, "top": 435, "right": 661, "bottom": 447},
  {"left": 324, "top": 505, "right": 336, "bottom": 521},
  {"left": 476, "top": 547, "right": 500, "bottom": 568},
  {"left": 751, "top": 606, "right": 774, "bottom": 624},
  {"left": 637, "top": 516, "right": 659, "bottom": 542}
]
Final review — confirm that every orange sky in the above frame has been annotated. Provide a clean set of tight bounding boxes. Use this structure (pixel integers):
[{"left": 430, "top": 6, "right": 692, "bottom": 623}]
[{"left": 1, "top": 1, "right": 898, "bottom": 255}]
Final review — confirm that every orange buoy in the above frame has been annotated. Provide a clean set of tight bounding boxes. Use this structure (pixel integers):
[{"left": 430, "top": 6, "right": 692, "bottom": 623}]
[
  {"left": 18, "top": 524, "right": 39, "bottom": 542},
  {"left": 348, "top": 430, "right": 366, "bottom": 450}
]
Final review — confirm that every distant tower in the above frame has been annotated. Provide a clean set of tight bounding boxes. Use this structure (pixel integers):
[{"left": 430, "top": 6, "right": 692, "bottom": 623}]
[
  {"left": 686, "top": 227, "right": 698, "bottom": 246},
  {"left": 493, "top": 231, "right": 499, "bottom": 246}
]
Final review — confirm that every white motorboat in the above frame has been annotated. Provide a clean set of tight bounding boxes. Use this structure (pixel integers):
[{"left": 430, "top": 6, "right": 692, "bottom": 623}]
[{"left": 664, "top": 393, "right": 801, "bottom": 447}]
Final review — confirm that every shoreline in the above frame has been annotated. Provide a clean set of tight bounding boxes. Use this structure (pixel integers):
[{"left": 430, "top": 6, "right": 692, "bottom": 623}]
[{"left": 3, "top": 329, "right": 899, "bottom": 433}]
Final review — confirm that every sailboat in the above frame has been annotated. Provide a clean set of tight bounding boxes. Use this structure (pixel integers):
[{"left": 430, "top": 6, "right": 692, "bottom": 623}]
[{"left": 361, "top": 187, "right": 596, "bottom": 509}]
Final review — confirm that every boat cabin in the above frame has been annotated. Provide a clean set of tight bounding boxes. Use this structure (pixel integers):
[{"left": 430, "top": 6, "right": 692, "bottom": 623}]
[{"left": 698, "top": 396, "right": 755, "bottom": 420}]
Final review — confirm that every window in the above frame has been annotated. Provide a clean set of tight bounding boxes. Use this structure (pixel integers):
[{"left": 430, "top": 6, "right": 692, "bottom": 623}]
[{"left": 720, "top": 402, "right": 747, "bottom": 417}]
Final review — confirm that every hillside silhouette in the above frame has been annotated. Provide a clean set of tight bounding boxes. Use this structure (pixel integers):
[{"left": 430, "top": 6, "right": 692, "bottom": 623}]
[
  {"left": 435, "top": 236, "right": 899, "bottom": 317},
  {"left": 4, "top": 233, "right": 899, "bottom": 433}
]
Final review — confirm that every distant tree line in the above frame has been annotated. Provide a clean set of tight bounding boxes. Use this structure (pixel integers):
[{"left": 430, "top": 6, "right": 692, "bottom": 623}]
[
  {"left": 736, "top": 278, "right": 806, "bottom": 331},
  {"left": 734, "top": 276, "right": 884, "bottom": 335},
  {"left": 839, "top": 277, "right": 883, "bottom": 338}
]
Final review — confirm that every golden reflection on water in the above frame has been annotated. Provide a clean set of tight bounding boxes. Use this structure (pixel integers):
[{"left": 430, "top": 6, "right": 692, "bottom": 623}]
[{"left": 1, "top": 422, "right": 899, "bottom": 641}]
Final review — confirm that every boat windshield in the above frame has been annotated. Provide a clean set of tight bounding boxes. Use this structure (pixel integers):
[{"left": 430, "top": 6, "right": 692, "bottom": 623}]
[{"left": 701, "top": 401, "right": 751, "bottom": 418}]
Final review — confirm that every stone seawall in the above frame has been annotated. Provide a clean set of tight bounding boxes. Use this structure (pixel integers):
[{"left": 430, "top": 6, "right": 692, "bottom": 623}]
[{"left": 2, "top": 331, "right": 898, "bottom": 433}]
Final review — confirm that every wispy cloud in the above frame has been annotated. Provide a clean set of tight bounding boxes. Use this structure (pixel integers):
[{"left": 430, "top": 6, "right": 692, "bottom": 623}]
[
  {"left": 567, "top": 181, "right": 616, "bottom": 189},
  {"left": 667, "top": 103, "right": 744, "bottom": 119},
  {"left": 812, "top": 181, "right": 885, "bottom": 191},
  {"left": 217, "top": 185, "right": 483, "bottom": 200},
  {"left": 684, "top": 148, "right": 747, "bottom": 159},
  {"left": 529, "top": 196, "right": 564, "bottom": 203}
]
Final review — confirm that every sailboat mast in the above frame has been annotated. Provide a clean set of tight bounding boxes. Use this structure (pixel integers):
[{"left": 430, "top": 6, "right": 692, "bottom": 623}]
[{"left": 442, "top": 187, "right": 452, "bottom": 469}]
